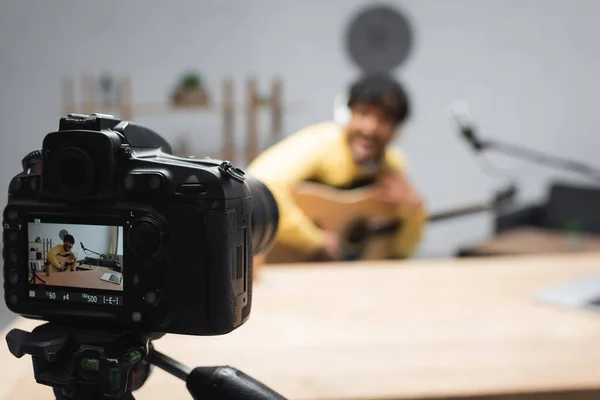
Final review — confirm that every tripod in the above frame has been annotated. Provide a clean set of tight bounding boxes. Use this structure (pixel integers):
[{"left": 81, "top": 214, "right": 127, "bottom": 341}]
[
  {"left": 6, "top": 323, "right": 287, "bottom": 400},
  {"left": 28, "top": 262, "right": 47, "bottom": 285}
]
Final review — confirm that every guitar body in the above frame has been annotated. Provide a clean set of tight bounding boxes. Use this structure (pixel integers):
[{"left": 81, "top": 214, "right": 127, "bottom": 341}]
[
  {"left": 56, "top": 254, "right": 75, "bottom": 267},
  {"left": 44, "top": 254, "right": 76, "bottom": 275},
  {"left": 252, "top": 181, "right": 516, "bottom": 276},
  {"left": 261, "top": 182, "right": 400, "bottom": 266}
]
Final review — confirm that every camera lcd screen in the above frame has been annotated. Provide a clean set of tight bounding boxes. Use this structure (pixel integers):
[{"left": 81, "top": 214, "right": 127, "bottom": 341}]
[{"left": 27, "top": 219, "right": 124, "bottom": 306}]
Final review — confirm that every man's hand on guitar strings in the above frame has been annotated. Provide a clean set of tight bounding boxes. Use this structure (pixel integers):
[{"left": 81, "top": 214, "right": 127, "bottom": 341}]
[{"left": 375, "top": 172, "right": 423, "bottom": 212}]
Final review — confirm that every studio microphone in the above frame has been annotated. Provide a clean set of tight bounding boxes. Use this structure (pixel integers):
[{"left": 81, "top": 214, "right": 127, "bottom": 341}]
[
  {"left": 80, "top": 242, "right": 85, "bottom": 251},
  {"left": 448, "top": 100, "right": 485, "bottom": 152}
]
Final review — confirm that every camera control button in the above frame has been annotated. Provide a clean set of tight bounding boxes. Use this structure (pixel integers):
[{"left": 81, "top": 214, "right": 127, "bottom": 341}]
[
  {"left": 144, "top": 291, "right": 157, "bottom": 305},
  {"left": 9, "top": 249, "right": 18, "bottom": 263},
  {"left": 124, "top": 172, "right": 165, "bottom": 192},
  {"left": 124, "top": 175, "right": 135, "bottom": 190},
  {"left": 144, "top": 288, "right": 165, "bottom": 306},
  {"left": 128, "top": 220, "right": 164, "bottom": 258},
  {"left": 8, "top": 292, "right": 18, "bottom": 305},
  {"left": 6, "top": 231, "right": 18, "bottom": 243},
  {"left": 177, "top": 183, "right": 206, "bottom": 194},
  {"left": 148, "top": 175, "right": 162, "bottom": 190},
  {"left": 6, "top": 210, "right": 18, "bottom": 221},
  {"left": 9, "top": 271, "right": 19, "bottom": 285},
  {"left": 132, "top": 312, "right": 142, "bottom": 323}
]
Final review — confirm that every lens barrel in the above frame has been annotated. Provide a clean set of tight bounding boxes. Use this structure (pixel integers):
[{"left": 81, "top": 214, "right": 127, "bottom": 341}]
[{"left": 246, "top": 177, "right": 279, "bottom": 255}]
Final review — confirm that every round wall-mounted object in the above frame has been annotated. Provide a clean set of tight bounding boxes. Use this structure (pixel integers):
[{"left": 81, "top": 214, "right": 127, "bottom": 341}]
[
  {"left": 345, "top": 4, "right": 414, "bottom": 73},
  {"left": 59, "top": 229, "right": 69, "bottom": 241}
]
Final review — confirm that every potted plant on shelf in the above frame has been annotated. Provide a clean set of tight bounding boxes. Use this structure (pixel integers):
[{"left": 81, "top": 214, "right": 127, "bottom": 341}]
[{"left": 170, "top": 71, "right": 210, "bottom": 108}]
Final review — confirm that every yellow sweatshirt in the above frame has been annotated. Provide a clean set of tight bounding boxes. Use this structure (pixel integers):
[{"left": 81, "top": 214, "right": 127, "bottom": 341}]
[
  {"left": 46, "top": 244, "right": 77, "bottom": 271},
  {"left": 246, "top": 121, "right": 427, "bottom": 259}
]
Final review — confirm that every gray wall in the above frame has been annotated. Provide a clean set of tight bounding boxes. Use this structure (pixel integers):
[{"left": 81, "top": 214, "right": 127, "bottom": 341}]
[{"left": 1, "top": 0, "right": 600, "bottom": 258}]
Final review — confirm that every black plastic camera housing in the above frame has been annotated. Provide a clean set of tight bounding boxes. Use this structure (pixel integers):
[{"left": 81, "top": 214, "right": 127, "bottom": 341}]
[{"left": 2, "top": 113, "right": 278, "bottom": 336}]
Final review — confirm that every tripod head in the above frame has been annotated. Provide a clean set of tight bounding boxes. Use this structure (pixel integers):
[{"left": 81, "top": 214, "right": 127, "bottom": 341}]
[{"left": 6, "top": 323, "right": 287, "bottom": 400}]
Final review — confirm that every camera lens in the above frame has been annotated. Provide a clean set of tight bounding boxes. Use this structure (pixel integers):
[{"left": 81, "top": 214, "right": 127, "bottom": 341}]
[
  {"left": 52, "top": 147, "right": 94, "bottom": 198},
  {"left": 246, "top": 177, "right": 279, "bottom": 255}
]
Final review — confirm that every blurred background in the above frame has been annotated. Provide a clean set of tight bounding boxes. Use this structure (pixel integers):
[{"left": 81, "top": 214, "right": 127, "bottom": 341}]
[{"left": 2, "top": 0, "right": 600, "bottom": 261}]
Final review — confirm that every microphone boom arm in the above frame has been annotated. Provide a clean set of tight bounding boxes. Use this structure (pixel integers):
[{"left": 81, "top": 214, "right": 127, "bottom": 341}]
[
  {"left": 478, "top": 139, "right": 600, "bottom": 182},
  {"left": 80, "top": 243, "right": 120, "bottom": 270}
]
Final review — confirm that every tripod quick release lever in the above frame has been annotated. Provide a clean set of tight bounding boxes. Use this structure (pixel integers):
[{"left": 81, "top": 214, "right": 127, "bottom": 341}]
[{"left": 6, "top": 328, "right": 68, "bottom": 361}]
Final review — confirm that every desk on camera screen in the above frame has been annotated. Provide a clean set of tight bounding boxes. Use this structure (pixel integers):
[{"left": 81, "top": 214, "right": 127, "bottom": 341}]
[{"left": 29, "top": 265, "right": 122, "bottom": 291}]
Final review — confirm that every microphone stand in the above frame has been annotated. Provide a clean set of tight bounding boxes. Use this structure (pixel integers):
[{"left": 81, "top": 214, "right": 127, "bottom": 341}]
[
  {"left": 450, "top": 100, "right": 600, "bottom": 183},
  {"left": 476, "top": 138, "right": 600, "bottom": 183},
  {"left": 81, "top": 244, "right": 120, "bottom": 272}
]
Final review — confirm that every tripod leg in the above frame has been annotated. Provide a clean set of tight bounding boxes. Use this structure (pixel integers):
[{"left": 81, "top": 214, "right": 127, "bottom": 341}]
[
  {"left": 29, "top": 265, "right": 46, "bottom": 285},
  {"left": 29, "top": 271, "right": 46, "bottom": 285}
]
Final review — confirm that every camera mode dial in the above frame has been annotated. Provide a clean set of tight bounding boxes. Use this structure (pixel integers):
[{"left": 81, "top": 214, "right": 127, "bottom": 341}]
[{"left": 21, "top": 150, "right": 42, "bottom": 172}]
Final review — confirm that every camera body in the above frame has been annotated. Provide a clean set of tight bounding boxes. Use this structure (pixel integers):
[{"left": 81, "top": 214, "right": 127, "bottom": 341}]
[{"left": 3, "top": 113, "right": 278, "bottom": 336}]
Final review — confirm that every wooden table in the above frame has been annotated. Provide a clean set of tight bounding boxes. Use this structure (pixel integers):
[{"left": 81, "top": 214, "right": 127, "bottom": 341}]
[
  {"left": 29, "top": 265, "right": 123, "bottom": 291},
  {"left": 2, "top": 254, "right": 600, "bottom": 399},
  {"left": 461, "top": 227, "right": 600, "bottom": 257}
]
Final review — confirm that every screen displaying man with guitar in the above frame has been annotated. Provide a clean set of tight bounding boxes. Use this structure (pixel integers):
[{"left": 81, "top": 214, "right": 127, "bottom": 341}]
[
  {"left": 248, "top": 73, "right": 427, "bottom": 264},
  {"left": 28, "top": 221, "right": 124, "bottom": 292},
  {"left": 45, "top": 234, "right": 77, "bottom": 273}
]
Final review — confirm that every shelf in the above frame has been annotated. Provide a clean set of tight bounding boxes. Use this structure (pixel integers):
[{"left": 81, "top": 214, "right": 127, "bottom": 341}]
[{"left": 64, "top": 101, "right": 308, "bottom": 118}]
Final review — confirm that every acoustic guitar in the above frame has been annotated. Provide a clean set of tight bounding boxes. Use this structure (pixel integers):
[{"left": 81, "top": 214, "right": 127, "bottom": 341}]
[
  {"left": 44, "top": 254, "right": 77, "bottom": 275},
  {"left": 255, "top": 182, "right": 516, "bottom": 268}
]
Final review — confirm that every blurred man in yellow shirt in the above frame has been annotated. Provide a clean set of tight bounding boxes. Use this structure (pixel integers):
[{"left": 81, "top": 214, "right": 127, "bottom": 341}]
[
  {"left": 44, "top": 234, "right": 77, "bottom": 273},
  {"left": 247, "top": 73, "right": 426, "bottom": 261}
]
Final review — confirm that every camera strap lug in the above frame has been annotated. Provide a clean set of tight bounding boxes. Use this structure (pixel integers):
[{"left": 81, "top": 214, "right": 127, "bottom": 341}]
[
  {"left": 120, "top": 144, "right": 133, "bottom": 156},
  {"left": 218, "top": 161, "right": 246, "bottom": 183}
]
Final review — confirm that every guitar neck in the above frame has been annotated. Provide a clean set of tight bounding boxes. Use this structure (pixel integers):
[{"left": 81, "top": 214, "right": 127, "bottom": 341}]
[
  {"left": 367, "top": 201, "right": 497, "bottom": 237},
  {"left": 428, "top": 201, "right": 495, "bottom": 223}
]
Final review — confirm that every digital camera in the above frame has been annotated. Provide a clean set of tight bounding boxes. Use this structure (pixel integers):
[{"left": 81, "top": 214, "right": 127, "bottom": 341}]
[{"left": 2, "top": 113, "right": 279, "bottom": 336}]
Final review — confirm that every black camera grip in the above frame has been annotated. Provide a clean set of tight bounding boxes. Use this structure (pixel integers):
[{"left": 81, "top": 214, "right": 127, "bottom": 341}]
[{"left": 186, "top": 366, "right": 287, "bottom": 400}]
